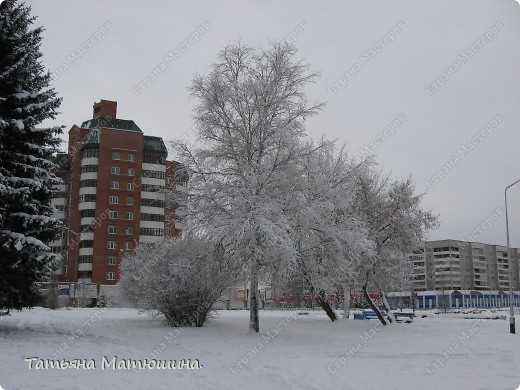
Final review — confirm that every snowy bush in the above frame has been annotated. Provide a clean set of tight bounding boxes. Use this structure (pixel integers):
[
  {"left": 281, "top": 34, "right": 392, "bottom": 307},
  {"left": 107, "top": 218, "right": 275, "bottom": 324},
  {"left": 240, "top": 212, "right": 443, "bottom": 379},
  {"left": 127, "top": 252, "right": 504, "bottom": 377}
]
[{"left": 120, "top": 238, "right": 233, "bottom": 327}]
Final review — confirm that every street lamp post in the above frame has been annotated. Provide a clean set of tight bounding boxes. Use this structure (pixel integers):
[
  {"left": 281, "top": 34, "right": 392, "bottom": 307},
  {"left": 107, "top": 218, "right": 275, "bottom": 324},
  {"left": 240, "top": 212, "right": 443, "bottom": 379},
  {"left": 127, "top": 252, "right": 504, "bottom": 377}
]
[{"left": 505, "top": 178, "right": 520, "bottom": 334}]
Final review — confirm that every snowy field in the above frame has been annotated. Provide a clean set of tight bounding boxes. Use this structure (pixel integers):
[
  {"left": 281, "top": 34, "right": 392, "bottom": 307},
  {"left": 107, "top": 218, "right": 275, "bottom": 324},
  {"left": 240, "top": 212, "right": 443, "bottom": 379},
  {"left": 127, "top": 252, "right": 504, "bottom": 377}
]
[{"left": 1, "top": 308, "right": 520, "bottom": 390}]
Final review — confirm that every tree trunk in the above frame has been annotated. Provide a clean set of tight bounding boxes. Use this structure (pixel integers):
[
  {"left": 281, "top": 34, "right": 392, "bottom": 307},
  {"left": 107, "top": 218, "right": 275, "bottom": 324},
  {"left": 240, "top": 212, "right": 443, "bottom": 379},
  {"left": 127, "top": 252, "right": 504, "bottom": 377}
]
[
  {"left": 315, "top": 290, "right": 337, "bottom": 321},
  {"left": 343, "top": 286, "right": 350, "bottom": 319},
  {"left": 380, "top": 290, "right": 395, "bottom": 323},
  {"left": 362, "top": 284, "right": 386, "bottom": 326},
  {"left": 249, "top": 261, "right": 260, "bottom": 333}
]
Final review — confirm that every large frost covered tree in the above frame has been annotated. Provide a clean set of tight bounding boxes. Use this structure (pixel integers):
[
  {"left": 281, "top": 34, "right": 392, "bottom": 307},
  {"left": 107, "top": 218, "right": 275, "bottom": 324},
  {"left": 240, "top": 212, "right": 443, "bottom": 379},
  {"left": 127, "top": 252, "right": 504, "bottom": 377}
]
[
  {"left": 175, "top": 41, "right": 324, "bottom": 332},
  {"left": 0, "top": 0, "right": 63, "bottom": 313}
]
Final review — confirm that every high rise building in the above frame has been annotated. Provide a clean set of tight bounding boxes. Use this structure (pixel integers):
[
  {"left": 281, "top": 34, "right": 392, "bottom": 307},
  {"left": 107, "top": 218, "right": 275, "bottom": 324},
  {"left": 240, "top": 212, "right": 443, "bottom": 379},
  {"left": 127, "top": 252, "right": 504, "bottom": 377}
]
[
  {"left": 409, "top": 239, "right": 520, "bottom": 292},
  {"left": 49, "top": 99, "right": 185, "bottom": 287}
]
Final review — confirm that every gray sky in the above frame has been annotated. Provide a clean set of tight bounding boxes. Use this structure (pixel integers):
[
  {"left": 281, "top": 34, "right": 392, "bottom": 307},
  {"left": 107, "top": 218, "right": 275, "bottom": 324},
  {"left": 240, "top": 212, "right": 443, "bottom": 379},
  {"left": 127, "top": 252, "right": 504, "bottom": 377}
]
[{"left": 27, "top": 0, "right": 520, "bottom": 247}]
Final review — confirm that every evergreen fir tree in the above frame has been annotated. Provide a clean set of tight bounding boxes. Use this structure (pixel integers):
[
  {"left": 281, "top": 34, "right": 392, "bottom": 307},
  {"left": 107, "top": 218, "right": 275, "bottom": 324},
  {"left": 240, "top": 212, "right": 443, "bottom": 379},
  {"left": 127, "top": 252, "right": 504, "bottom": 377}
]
[{"left": 0, "top": 0, "right": 63, "bottom": 313}]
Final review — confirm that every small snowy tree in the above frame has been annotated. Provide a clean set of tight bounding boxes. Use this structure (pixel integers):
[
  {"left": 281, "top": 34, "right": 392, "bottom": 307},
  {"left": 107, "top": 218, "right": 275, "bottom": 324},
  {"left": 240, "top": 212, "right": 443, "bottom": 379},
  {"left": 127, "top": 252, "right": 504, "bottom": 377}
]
[
  {"left": 120, "top": 237, "right": 233, "bottom": 327},
  {"left": 0, "top": 0, "right": 63, "bottom": 313},
  {"left": 174, "top": 41, "right": 324, "bottom": 332}
]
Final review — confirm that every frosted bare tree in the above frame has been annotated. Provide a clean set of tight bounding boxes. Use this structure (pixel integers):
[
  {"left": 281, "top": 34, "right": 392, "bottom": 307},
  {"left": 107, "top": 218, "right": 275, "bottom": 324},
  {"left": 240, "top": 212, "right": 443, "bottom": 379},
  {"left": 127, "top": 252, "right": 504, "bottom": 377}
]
[
  {"left": 353, "top": 171, "right": 438, "bottom": 325},
  {"left": 288, "top": 143, "right": 374, "bottom": 321},
  {"left": 120, "top": 237, "right": 232, "bottom": 327},
  {"left": 173, "top": 41, "right": 324, "bottom": 333}
]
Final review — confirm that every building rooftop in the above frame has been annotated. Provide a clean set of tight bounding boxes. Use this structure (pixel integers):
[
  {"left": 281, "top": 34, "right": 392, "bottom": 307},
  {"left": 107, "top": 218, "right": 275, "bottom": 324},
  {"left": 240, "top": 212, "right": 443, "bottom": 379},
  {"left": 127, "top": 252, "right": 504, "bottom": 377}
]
[{"left": 80, "top": 117, "right": 142, "bottom": 133}]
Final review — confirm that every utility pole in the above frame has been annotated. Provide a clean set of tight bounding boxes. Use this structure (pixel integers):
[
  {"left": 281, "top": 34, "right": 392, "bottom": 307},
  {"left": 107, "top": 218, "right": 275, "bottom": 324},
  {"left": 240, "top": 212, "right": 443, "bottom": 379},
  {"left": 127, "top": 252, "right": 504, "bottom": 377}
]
[{"left": 505, "top": 178, "right": 520, "bottom": 334}]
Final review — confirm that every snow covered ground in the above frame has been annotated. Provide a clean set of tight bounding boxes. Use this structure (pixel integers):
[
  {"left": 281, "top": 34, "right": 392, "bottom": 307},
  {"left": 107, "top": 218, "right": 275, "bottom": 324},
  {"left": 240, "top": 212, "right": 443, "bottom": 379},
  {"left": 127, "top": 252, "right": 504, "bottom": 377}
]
[{"left": 1, "top": 307, "right": 519, "bottom": 390}]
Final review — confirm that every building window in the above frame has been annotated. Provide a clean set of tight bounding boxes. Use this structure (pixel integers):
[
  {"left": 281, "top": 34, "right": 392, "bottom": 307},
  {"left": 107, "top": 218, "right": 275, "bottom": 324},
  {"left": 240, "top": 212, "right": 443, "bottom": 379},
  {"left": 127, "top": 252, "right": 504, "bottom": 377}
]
[
  {"left": 142, "top": 170, "right": 166, "bottom": 180},
  {"left": 109, "top": 196, "right": 118, "bottom": 204},
  {"left": 141, "top": 184, "right": 163, "bottom": 192},
  {"left": 110, "top": 181, "right": 119, "bottom": 189},
  {"left": 125, "top": 227, "right": 133, "bottom": 235},
  {"left": 80, "top": 165, "right": 98, "bottom": 173},
  {"left": 141, "top": 198, "right": 165, "bottom": 208},
  {"left": 128, "top": 153, "right": 136, "bottom": 162},
  {"left": 127, "top": 197, "right": 134, "bottom": 205},
  {"left": 140, "top": 228, "right": 164, "bottom": 236},
  {"left": 111, "top": 166, "right": 120, "bottom": 175},
  {"left": 107, "top": 241, "right": 117, "bottom": 249},
  {"left": 127, "top": 183, "right": 134, "bottom": 191},
  {"left": 124, "top": 242, "right": 132, "bottom": 250},
  {"left": 140, "top": 213, "right": 165, "bottom": 222},
  {"left": 79, "top": 194, "right": 96, "bottom": 203},
  {"left": 165, "top": 227, "right": 172, "bottom": 235},
  {"left": 108, "top": 226, "right": 117, "bottom": 234},
  {"left": 79, "top": 255, "right": 93, "bottom": 264},
  {"left": 126, "top": 212, "right": 134, "bottom": 220},
  {"left": 109, "top": 210, "right": 118, "bottom": 219},
  {"left": 112, "top": 151, "right": 121, "bottom": 160},
  {"left": 80, "top": 179, "right": 97, "bottom": 188},
  {"left": 107, "top": 256, "right": 116, "bottom": 265},
  {"left": 78, "top": 271, "right": 92, "bottom": 279},
  {"left": 106, "top": 272, "right": 116, "bottom": 280},
  {"left": 128, "top": 168, "right": 135, "bottom": 176},
  {"left": 79, "top": 240, "right": 94, "bottom": 248},
  {"left": 82, "top": 148, "right": 99, "bottom": 158},
  {"left": 80, "top": 209, "right": 96, "bottom": 218}
]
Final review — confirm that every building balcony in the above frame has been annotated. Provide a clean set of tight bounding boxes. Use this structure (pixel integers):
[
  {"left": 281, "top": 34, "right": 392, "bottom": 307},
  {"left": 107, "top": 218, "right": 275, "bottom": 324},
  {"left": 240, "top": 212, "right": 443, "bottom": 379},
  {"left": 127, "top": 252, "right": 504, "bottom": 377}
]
[
  {"left": 78, "top": 202, "right": 96, "bottom": 211},
  {"left": 140, "top": 206, "right": 165, "bottom": 215},
  {"left": 81, "top": 157, "right": 99, "bottom": 166},
  {"left": 79, "top": 248, "right": 94, "bottom": 256},
  {"left": 80, "top": 172, "right": 98, "bottom": 181},
  {"left": 139, "top": 221, "right": 164, "bottom": 229},
  {"left": 78, "top": 263, "right": 93, "bottom": 272},
  {"left": 142, "top": 163, "right": 166, "bottom": 172}
]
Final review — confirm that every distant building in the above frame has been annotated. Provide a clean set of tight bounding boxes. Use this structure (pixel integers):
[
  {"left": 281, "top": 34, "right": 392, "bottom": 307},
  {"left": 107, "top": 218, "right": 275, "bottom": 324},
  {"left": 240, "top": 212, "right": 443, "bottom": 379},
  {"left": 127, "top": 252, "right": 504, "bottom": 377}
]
[
  {"left": 49, "top": 99, "right": 186, "bottom": 288},
  {"left": 410, "top": 239, "right": 520, "bottom": 292}
]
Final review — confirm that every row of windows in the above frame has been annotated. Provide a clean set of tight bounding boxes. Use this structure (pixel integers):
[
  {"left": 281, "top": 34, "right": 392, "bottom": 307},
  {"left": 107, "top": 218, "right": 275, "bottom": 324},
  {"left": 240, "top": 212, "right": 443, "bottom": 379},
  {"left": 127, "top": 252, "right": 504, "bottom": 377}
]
[
  {"left": 82, "top": 148, "right": 99, "bottom": 158},
  {"left": 112, "top": 151, "right": 136, "bottom": 162},
  {"left": 79, "top": 255, "right": 93, "bottom": 264},
  {"left": 80, "top": 224, "right": 94, "bottom": 233},
  {"left": 108, "top": 226, "right": 134, "bottom": 235},
  {"left": 79, "top": 240, "right": 94, "bottom": 248},
  {"left": 111, "top": 166, "right": 135, "bottom": 176},
  {"left": 140, "top": 213, "right": 165, "bottom": 222},
  {"left": 141, "top": 184, "right": 164, "bottom": 192},
  {"left": 81, "top": 209, "right": 96, "bottom": 218},
  {"left": 81, "top": 164, "right": 98, "bottom": 173},
  {"left": 140, "top": 228, "right": 164, "bottom": 236},
  {"left": 80, "top": 179, "right": 97, "bottom": 188},
  {"left": 141, "top": 198, "right": 164, "bottom": 208},
  {"left": 143, "top": 154, "right": 164, "bottom": 164},
  {"left": 109, "top": 196, "right": 134, "bottom": 205},
  {"left": 79, "top": 194, "right": 96, "bottom": 203},
  {"left": 78, "top": 271, "right": 92, "bottom": 279},
  {"left": 142, "top": 170, "right": 166, "bottom": 180},
  {"left": 109, "top": 210, "right": 133, "bottom": 220},
  {"left": 110, "top": 181, "right": 135, "bottom": 190},
  {"left": 107, "top": 241, "right": 133, "bottom": 250}
]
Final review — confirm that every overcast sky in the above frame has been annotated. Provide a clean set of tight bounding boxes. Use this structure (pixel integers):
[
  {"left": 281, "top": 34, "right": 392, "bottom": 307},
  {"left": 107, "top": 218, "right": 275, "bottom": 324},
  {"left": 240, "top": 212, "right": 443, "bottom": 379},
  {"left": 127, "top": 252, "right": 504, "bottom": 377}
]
[{"left": 26, "top": 0, "right": 520, "bottom": 247}]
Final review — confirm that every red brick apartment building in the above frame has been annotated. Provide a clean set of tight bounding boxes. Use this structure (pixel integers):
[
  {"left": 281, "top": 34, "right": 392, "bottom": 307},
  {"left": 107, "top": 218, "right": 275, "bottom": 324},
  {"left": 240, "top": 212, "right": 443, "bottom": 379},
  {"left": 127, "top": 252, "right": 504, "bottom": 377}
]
[{"left": 50, "top": 100, "right": 185, "bottom": 287}]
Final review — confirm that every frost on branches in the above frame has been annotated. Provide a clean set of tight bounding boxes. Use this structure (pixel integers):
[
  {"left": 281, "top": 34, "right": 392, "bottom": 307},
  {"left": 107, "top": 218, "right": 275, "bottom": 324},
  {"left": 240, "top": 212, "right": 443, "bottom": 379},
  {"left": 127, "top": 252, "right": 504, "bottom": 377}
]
[
  {"left": 352, "top": 172, "right": 438, "bottom": 325},
  {"left": 0, "top": 0, "right": 63, "bottom": 312},
  {"left": 171, "top": 40, "right": 438, "bottom": 331},
  {"left": 174, "top": 41, "right": 325, "bottom": 332},
  {"left": 120, "top": 238, "right": 235, "bottom": 327}
]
